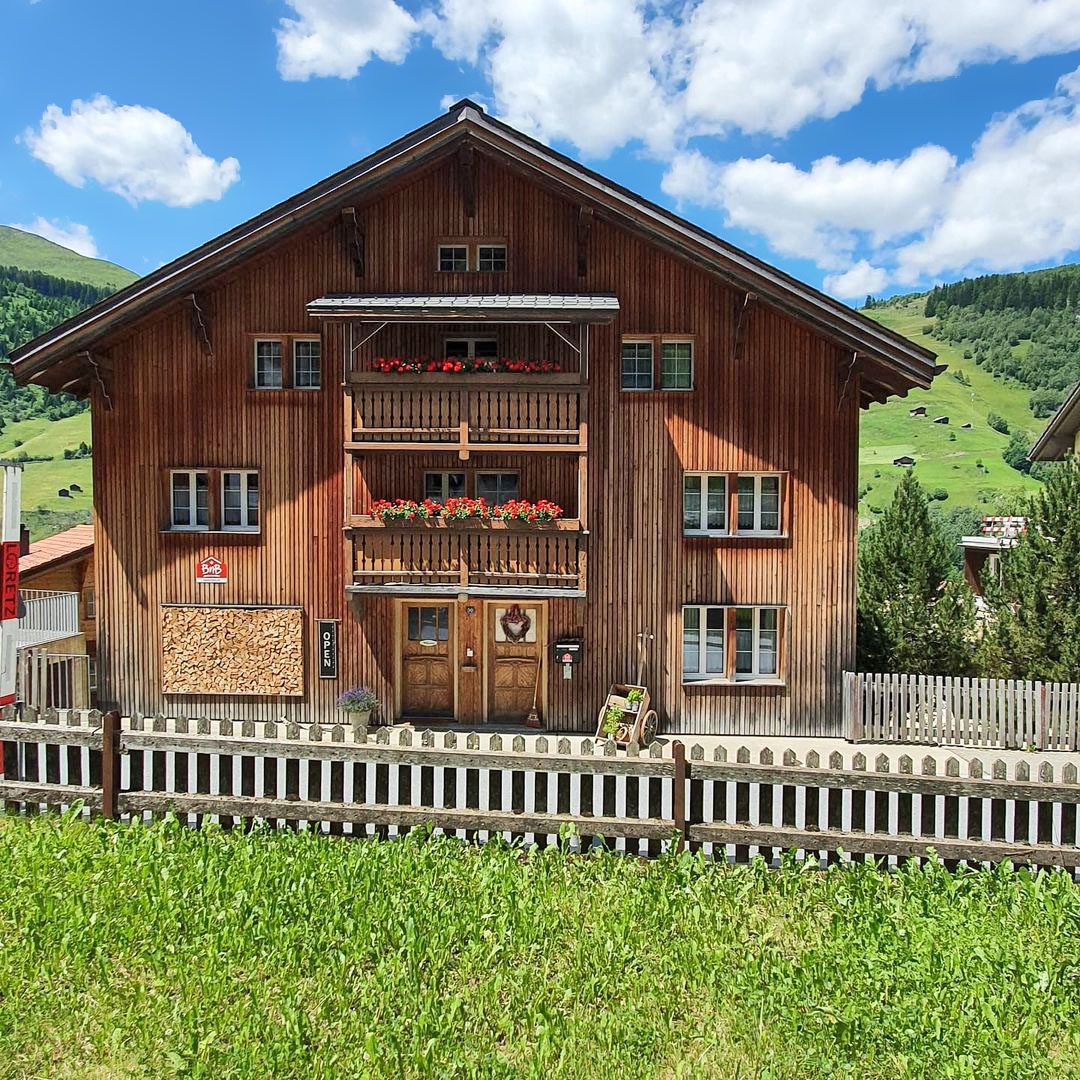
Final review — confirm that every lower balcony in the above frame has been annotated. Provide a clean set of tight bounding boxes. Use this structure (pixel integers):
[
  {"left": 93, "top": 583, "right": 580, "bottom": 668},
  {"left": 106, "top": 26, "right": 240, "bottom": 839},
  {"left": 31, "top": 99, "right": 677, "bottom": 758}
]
[{"left": 348, "top": 519, "right": 586, "bottom": 597}]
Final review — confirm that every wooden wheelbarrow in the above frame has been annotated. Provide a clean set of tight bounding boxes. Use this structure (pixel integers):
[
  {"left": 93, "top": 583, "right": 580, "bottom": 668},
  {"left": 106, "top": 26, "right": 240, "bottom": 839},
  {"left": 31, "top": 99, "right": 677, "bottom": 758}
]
[{"left": 594, "top": 682, "right": 659, "bottom": 746}]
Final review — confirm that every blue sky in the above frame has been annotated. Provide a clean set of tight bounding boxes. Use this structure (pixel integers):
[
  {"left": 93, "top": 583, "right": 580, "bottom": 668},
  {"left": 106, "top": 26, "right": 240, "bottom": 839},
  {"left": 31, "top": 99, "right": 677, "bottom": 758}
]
[{"left": 3, "top": 1, "right": 1080, "bottom": 300}]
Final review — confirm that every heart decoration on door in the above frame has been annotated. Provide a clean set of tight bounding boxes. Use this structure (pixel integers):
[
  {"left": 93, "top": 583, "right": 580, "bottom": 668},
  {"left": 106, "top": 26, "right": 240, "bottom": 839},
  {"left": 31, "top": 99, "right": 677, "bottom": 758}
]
[{"left": 499, "top": 604, "right": 532, "bottom": 643}]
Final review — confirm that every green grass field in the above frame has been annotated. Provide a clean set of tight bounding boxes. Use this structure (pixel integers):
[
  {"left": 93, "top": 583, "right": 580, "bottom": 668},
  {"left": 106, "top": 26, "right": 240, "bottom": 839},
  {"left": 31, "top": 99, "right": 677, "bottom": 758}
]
[
  {"left": 0, "top": 226, "right": 137, "bottom": 290},
  {"left": 860, "top": 299, "right": 1043, "bottom": 521},
  {"left": 1, "top": 815, "right": 1079, "bottom": 1079},
  {"left": 0, "top": 413, "right": 92, "bottom": 534}
]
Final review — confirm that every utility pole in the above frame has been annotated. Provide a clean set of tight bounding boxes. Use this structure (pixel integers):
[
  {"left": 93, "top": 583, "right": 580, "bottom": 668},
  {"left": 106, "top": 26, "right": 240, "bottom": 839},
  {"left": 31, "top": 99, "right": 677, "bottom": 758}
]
[{"left": 0, "top": 464, "right": 22, "bottom": 710}]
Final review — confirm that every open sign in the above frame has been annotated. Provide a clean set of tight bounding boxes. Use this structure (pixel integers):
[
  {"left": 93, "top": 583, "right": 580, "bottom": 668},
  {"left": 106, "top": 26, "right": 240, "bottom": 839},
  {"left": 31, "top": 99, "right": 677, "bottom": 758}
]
[{"left": 196, "top": 555, "right": 228, "bottom": 584}]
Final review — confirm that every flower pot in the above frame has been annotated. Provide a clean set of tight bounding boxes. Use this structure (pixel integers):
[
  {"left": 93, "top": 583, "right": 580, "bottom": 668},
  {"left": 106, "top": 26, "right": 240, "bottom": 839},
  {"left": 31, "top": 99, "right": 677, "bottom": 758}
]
[{"left": 342, "top": 709, "right": 372, "bottom": 736}]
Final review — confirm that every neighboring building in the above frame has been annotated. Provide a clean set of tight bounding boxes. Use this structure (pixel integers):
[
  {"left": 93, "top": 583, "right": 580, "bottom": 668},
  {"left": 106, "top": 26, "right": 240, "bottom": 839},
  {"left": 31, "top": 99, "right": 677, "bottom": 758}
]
[
  {"left": 1030, "top": 380, "right": 1080, "bottom": 461},
  {"left": 961, "top": 516, "right": 1025, "bottom": 600},
  {"left": 893, "top": 455, "right": 917, "bottom": 467},
  {"left": 908, "top": 406, "right": 926, "bottom": 417},
  {"left": 17, "top": 524, "right": 96, "bottom": 706},
  {"left": 933, "top": 415, "right": 949, "bottom": 425},
  {"left": 9, "top": 101, "right": 937, "bottom": 736}
]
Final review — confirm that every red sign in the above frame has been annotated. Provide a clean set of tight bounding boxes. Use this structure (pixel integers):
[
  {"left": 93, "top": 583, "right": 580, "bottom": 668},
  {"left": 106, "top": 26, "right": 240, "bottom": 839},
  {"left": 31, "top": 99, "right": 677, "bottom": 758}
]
[
  {"left": 196, "top": 555, "right": 228, "bottom": 584},
  {"left": 1, "top": 541, "right": 20, "bottom": 621}
]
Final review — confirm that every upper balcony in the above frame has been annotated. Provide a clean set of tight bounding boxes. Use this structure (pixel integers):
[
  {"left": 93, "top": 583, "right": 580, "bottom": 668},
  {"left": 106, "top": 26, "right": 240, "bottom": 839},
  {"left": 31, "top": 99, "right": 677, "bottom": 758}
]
[
  {"left": 15, "top": 589, "right": 81, "bottom": 647},
  {"left": 306, "top": 292, "right": 617, "bottom": 458}
]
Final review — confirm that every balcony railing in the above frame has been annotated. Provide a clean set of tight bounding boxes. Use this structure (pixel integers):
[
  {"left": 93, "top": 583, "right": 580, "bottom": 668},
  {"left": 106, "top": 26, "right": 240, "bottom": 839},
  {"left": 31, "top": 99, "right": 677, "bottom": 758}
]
[
  {"left": 347, "top": 373, "right": 586, "bottom": 454},
  {"left": 348, "top": 520, "right": 585, "bottom": 596},
  {"left": 15, "top": 589, "right": 81, "bottom": 647}
]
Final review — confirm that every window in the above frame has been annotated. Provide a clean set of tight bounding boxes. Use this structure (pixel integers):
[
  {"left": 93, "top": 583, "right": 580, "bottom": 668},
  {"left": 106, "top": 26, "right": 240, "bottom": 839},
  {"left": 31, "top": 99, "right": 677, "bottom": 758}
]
[
  {"left": 477, "top": 472, "right": 519, "bottom": 505},
  {"left": 88, "top": 655, "right": 98, "bottom": 694},
  {"left": 737, "top": 474, "right": 782, "bottom": 534},
  {"left": 683, "top": 474, "right": 727, "bottom": 534},
  {"left": 682, "top": 605, "right": 784, "bottom": 683},
  {"left": 84, "top": 588, "right": 96, "bottom": 620},
  {"left": 735, "top": 607, "right": 779, "bottom": 679},
  {"left": 424, "top": 472, "right": 466, "bottom": 501},
  {"left": 660, "top": 341, "right": 693, "bottom": 390},
  {"left": 254, "top": 340, "right": 283, "bottom": 389},
  {"left": 223, "top": 471, "right": 259, "bottom": 530},
  {"left": 293, "top": 339, "right": 321, "bottom": 389},
  {"left": 682, "top": 606, "right": 726, "bottom": 680},
  {"left": 477, "top": 245, "right": 507, "bottom": 272},
  {"left": 408, "top": 606, "right": 449, "bottom": 641},
  {"left": 445, "top": 338, "right": 498, "bottom": 360},
  {"left": 171, "top": 470, "right": 209, "bottom": 530},
  {"left": 438, "top": 245, "right": 468, "bottom": 272},
  {"left": 621, "top": 340, "right": 654, "bottom": 390}
]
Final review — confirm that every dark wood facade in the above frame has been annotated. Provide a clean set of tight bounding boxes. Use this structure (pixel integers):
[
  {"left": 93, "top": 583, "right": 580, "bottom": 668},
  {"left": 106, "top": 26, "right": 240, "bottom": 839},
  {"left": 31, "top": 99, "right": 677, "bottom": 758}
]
[{"left": 13, "top": 103, "right": 936, "bottom": 736}]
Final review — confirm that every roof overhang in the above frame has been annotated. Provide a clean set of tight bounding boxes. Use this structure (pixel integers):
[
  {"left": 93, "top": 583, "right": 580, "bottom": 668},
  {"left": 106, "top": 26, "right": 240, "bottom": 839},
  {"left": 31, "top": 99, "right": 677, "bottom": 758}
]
[
  {"left": 1030, "top": 379, "right": 1080, "bottom": 461},
  {"left": 307, "top": 293, "right": 619, "bottom": 323},
  {"left": 10, "top": 98, "right": 937, "bottom": 404},
  {"left": 959, "top": 536, "right": 1017, "bottom": 552}
]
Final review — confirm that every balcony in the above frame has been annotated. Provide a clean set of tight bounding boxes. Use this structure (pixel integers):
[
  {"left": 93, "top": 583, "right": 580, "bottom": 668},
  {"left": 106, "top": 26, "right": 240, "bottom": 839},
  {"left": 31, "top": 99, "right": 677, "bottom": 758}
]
[
  {"left": 347, "top": 373, "right": 587, "bottom": 456},
  {"left": 15, "top": 589, "right": 81, "bottom": 647},
  {"left": 348, "top": 519, "right": 585, "bottom": 597}
]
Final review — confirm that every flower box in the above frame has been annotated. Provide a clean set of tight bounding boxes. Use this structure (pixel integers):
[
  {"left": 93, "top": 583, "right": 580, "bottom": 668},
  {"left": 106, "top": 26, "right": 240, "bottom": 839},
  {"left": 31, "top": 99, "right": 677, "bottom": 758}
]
[
  {"left": 369, "top": 498, "right": 564, "bottom": 525},
  {"left": 372, "top": 356, "right": 563, "bottom": 376}
]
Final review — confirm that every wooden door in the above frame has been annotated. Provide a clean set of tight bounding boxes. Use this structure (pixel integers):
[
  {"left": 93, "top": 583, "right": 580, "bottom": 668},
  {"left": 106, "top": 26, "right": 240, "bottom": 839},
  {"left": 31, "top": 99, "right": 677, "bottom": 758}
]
[
  {"left": 400, "top": 604, "right": 454, "bottom": 718},
  {"left": 486, "top": 603, "right": 543, "bottom": 723}
]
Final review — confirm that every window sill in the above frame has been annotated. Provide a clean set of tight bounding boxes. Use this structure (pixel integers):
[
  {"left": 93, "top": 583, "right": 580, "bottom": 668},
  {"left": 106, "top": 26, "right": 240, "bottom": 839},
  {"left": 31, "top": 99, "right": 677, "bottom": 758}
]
[
  {"left": 684, "top": 531, "right": 789, "bottom": 541},
  {"left": 246, "top": 387, "right": 321, "bottom": 394},
  {"left": 683, "top": 677, "right": 786, "bottom": 689},
  {"left": 619, "top": 388, "right": 695, "bottom": 395},
  {"left": 161, "top": 529, "right": 262, "bottom": 537}
]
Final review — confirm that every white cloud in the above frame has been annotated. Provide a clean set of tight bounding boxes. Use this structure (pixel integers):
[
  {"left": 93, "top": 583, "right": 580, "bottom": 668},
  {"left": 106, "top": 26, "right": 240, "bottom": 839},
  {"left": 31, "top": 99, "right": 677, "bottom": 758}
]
[
  {"left": 665, "top": 64, "right": 1080, "bottom": 295},
  {"left": 9, "top": 217, "right": 99, "bottom": 258},
  {"left": 23, "top": 95, "right": 239, "bottom": 207},
  {"left": 823, "top": 261, "right": 890, "bottom": 300},
  {"left": 276, "top": 0, "right": 419, "bottom": 80},
  {"left": 662, "top": 145, "right": 954, "bottom": 269},
  {"left": 274, "top": 0, "right": 1080, "bottom": 153}
]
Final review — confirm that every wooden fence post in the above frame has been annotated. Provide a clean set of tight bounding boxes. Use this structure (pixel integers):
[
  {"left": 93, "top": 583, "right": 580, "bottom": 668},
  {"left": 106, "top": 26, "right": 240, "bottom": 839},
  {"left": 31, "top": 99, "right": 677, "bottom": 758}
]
[
  {"left": 1038, "top": 682, "right": 1048, "bottom": 751},
  {"left": 100, "top": 710, "right": 121, "bottom": 820},
  {"left": 672, "top": 739, "right": 687, "bottom": 851},
  {"left": 845, "top": 671, "right": 864, "bottom": 742}
]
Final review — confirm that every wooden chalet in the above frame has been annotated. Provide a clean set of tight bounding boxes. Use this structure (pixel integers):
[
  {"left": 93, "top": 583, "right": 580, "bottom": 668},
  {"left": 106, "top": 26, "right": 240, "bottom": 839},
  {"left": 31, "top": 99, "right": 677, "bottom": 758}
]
[
  {"left": 10, "top": 101, "right": 937, "bottom": 736},
  {"left": 1030, "top": 379, "right": 1080, "bottom": 461}
]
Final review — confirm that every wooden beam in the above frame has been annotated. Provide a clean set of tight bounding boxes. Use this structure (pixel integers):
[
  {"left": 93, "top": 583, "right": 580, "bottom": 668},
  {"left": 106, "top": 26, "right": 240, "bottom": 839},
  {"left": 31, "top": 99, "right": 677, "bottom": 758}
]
[
  {"left": 457, "top": 144, "right": 477, "bottom": 218},
  {"left": 577, "top": 206, "right": 593, "bottom": 278},
  {"left": 341, "top": 207, "right": 364, "bottom": 277}
]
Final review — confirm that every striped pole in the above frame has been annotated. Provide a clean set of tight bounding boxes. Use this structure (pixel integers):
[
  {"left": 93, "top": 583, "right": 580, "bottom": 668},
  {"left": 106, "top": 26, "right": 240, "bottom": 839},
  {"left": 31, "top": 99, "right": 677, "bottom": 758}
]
[{"left": 0, "top": 464, "right": 23, "bottom": 710}]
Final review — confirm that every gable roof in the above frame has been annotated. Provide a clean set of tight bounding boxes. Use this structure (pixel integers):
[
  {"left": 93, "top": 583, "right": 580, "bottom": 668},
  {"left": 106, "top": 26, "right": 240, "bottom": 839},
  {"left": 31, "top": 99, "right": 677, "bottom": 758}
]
[
  {"left": 20, "top": 524, "right": 94, "bottom": 577},
  {"left": 1030, "top": 379, "right": 1080, "bottom": 461},
  {"left": 10, "top": 99, "right": 937, "bottom": 405}
]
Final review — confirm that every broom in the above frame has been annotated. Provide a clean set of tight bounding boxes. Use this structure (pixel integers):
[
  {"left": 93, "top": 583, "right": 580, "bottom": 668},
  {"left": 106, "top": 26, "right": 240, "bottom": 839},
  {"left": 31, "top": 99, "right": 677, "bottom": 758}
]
[{"left": 526, "top": 653, "right": 543, "bottom": 728}]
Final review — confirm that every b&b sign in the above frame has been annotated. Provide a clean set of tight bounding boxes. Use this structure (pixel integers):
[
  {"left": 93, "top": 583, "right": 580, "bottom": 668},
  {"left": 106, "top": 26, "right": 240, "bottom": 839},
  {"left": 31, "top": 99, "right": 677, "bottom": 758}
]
[
  {"left": 196, "top": 555, "right": 228, "bottom": 584},
  {"left": 317, "top": 620, "right": 338, "bottom": 679}
]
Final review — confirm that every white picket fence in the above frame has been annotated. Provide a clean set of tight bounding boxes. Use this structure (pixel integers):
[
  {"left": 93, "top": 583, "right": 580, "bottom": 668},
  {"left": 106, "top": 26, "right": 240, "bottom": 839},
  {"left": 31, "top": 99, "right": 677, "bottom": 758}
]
[
  {"left": 844, "top": 671, "right": 1080, "bottom": 750},
  {"left": 4, "top": 710, "right": 1080, "bottom": 870}
]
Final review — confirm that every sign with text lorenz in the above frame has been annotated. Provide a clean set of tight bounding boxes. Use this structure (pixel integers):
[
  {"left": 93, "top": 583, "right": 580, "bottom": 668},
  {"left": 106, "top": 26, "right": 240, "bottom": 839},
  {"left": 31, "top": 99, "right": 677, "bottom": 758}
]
[
  {"left": 196, "top": 555, "right": 228, "bottom": 585},
  {"left": 317, "top": 620, "right": 338, "bottom": 679}
]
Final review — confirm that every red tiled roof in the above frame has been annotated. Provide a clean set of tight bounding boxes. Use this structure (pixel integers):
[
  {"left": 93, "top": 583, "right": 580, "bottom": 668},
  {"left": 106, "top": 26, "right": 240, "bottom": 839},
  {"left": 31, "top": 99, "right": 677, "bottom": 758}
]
[{"left": 19, "top": 524, "right": 94, "bottom": 575}]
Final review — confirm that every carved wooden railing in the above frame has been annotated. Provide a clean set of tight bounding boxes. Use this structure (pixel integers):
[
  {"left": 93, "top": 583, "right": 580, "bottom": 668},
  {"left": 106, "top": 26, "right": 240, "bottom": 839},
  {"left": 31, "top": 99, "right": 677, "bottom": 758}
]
[
  {"left": 349, "top": 520, "right": 586, "bottom": 595},
  {"left": 347, "top": 374, "right": 586, "bottom": 453}
]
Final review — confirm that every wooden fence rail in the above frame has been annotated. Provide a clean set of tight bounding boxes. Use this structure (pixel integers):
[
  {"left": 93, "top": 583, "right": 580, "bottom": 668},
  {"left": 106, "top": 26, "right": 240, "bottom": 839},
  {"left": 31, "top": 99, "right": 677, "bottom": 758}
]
[
  {"left": 844, "top": 671, "right": 1080, "bottom": 750},
  {"left": 4, "top": 709, "right": 1080, "bottom": 869}
]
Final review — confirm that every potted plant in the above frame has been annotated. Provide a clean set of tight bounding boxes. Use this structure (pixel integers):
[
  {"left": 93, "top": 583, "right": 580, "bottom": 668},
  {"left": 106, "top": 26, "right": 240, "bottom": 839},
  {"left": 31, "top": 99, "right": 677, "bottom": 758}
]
[{"left": 336, "top": 686, "right": 381, "bottom": 731}]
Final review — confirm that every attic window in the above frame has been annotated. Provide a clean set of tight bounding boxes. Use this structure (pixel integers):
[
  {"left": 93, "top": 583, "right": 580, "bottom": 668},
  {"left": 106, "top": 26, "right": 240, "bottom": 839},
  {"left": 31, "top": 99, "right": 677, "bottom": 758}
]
[
  {"left": 477, "top": 245, "right": 507, "bottom": 272},
  {"left": 438, "top": 245, "right": 468, "bottom": 272}
]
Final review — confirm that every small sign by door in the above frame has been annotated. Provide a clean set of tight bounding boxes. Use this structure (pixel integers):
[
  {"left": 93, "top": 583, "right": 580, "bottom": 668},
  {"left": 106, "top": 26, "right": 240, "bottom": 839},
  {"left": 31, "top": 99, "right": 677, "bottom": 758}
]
[
  {"left": 317, "top": 620, "right": 338, "bottom": 679},
  {"left": 196, "top": 555, "right": 228, "bottom": 584}
]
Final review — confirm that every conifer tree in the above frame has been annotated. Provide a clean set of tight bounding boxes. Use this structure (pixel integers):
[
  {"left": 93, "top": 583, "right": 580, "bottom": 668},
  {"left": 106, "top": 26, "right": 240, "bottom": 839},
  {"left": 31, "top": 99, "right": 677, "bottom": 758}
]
[
  {"left": 857, "top": 471, "right": 975, "bottom": 673},
  {"left": 979, "top": 456, "right": 1080, "bottom": 680}
]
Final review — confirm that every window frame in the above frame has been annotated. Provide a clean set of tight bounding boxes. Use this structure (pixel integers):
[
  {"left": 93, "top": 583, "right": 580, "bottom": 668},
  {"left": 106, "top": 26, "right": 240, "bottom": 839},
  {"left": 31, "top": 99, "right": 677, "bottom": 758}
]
[
  {"left": 221, "top": 470, "right": 260, "bottom": 532},
  {"left": 681, "top": 604, "right": 786, "bottom": 685},
  {"left": 423, "top": 471, "right": 467, "bottom": 502},
  {"left": 620, "top": 338, "right": 655, "bottom": 391},
  {"left": 84, "top": 588, "right": 96, "bottom": 621},
  {"left": 476, "top": 244, "right": 507, "bottom": 272},
  {"left": 620, "top": 334, "right": 695, "bottom": 393},
  {"left": 169, "top": 469, "right": 210, "bottom": 532},
  {"left": 682, "top": 471, "right": 787, "bottom": 538},
  {"left": 253, "top": 339, "right": 284, "bottom": 391},
  {"left": 683, "top": 472, "right": 728, "bottom": 536},
  {"left": 476, "top": 471, "right": 520, "bottom": 506},
  {"left": 292, "top": 337, "right": 322, "bottom": 390},
  {"left": 443, "top": 337, "right": 498, "bottom": 360},
  {"left": 437, "top": 244, "right": 469, "bottom": 272}
]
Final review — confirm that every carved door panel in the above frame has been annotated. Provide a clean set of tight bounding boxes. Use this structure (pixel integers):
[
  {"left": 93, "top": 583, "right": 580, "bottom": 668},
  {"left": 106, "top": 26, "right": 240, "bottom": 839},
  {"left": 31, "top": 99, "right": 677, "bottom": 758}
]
[
  {"left": 486, "top": 603, "right": 542, "bottom": 723},
  {"left": 400, "top": 605, "right": 453, "bottom": 718}
]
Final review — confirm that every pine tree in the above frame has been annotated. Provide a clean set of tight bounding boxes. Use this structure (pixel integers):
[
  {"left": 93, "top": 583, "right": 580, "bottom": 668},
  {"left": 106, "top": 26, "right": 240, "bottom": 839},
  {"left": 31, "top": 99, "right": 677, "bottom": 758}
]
[
  {"left": 857, "top": 471, "right": 975, "bottom": 673},
  {"left": 979, "top": 456, "right": 1080, "bottom": 680}
]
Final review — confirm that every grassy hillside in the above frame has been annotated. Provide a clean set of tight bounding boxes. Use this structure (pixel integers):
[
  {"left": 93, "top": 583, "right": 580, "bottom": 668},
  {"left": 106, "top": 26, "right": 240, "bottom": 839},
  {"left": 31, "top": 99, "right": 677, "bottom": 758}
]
[
  {"left": 860, "top": 298, "right": 1043, "bottom": 521},
  {"left": 0, "top": 225, "right": 136, "bottom": 290}
]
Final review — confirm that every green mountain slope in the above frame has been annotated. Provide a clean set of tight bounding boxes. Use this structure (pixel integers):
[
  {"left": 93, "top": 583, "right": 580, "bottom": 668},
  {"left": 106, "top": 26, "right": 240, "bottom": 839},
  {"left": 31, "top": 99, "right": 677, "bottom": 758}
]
[
  {"left": 0, "top": 225, "right": 136, "bottom": 290},
  {"left": 860, "top": 298, "right": 1044, "bottom": 521}
]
